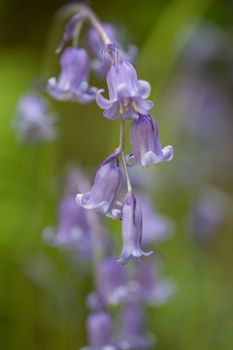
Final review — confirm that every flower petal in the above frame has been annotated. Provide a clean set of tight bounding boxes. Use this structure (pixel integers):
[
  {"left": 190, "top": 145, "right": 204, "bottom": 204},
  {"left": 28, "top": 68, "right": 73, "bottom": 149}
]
[
  {"left": 75, "top": 81, "right": 97, "bottom": 104},
  {"left": 161, "top": 145, "right": 174, "bottom": 161},
  {"left": 103, "top": 101, "right": 120, "bottom": 120},
  {"left": 134, "top": 98, "right": 154, "bottom": 114},
  {"left": 137, "top": 80, "right": 151, "bottom": 99},
  {"left": 96, "top": 89, "right": 113, "bottom": 109}
]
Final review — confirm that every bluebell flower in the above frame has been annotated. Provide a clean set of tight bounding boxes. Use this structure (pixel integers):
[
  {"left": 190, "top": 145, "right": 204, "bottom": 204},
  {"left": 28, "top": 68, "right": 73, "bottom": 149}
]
[
  {"left": 76, "top": 154, "right": 122, "bottom": 218},
  {"left": 136, "top": 259, "right": 175, "bottom": 306},
  {"left": 84, "top": 311, "right": 116, "bottom": 350},
  {"left": 44, "top": 195, "right": 91, "bottom": 255},
  {"left": 96, "top": 257, "right": 127, "bottom": 305},
  {"left": 129, "top": 114, "right": 174, "bottom": 167},
  {"left": 118, "top": 193, "right": 153, "bottom": 265},
  {"left": 187, "top": 187, "right": 229, "bottom": 243},
  {"left": 87, "top": 23, "right": 137, "bottom": 78},
  {"left": 119, "top": 302, "right": 154, "bottom": 350},
  {"left": 14, "top": 94, "right": 57, "bottom": 142},
  {"left": 137, "top": 193, "right": 173, "bottom": 244},
  {"left": 96, "top": 48, "right": 153, "bottom": 120},
  {"left": 48, "top": 47, "right": 97, "bottom": 103}
]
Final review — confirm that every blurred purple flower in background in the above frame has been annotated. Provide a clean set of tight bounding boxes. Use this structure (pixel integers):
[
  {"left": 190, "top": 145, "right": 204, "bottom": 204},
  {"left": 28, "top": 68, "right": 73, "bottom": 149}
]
[
  {"left": 137, "top": 193, "right": 173, "bottom": 245},
  {"left": 83, "top": 311, "right": 115, "bottom": 350},
  {"left": 14, "top": 94, "right": 57, "bottom": 142},
  {"left": 135, "top": 259, "right": 175, "bottom": 305},
  {"left": 96, "top": 256, "right": 127, "bottom": 305},
  {"left": 44, "top": 195, "right": 91, "bottom": 254},
  {"left": 186, "top": 187, "right": 230, "bottom": 243},
  {"left": 119, "top": 302, "right": 154, "bottom": 350}
]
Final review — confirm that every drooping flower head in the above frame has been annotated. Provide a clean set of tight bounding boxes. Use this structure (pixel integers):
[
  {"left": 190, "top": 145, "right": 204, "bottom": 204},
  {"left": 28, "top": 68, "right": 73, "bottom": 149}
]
[
  {"left": 48, "top": 47, "right": 97, "bottom": 103},
  {"left": 118, "top": 192, "right": 153, "bottom": 265},
  {"left": 14, "top": 94, "right": 57, "bottom": 142},
  {"left": 129, "top": 114, "right": 174, "bottom": 167},
  {"left": 76, "top": 152, "right": 122, "bottom": 218},
  {"left": 96, "top": 45, "right": 153, "bottom": 120}
]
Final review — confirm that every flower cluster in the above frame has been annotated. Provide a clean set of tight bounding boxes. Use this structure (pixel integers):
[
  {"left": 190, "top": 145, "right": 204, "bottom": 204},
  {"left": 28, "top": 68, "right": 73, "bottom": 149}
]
[
  {"left": 14, "top": 3, "right": 175, "bottom": 349},
  {"left": 42, "top": 5, "right": 174, "bottom": 265},
  {"left": 48, "top": 168, "right": 174, "bottom": 350}
]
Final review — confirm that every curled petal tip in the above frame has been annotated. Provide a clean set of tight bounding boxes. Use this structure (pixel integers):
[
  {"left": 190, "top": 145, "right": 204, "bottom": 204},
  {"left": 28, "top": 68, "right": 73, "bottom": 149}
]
[
  {"left": 142, "top": 250, "right": 154, "bottom": 257},
  {"left": 117, "top": 255, "right": 130, "bottom": 265},
  {"left": 162, "top": 145, "right": 174, "bottom": 161},
  {"left": 75, "top": 193, "right": 83, "bottom": 206},
  {"left": 126, "top": 154, "right": 136, "bottom": 167},
  {"left": 96, "top": 89, "right": 113, "bottom": 109},
  {"left": 137, "top": 80, "right": 151, "bottom": 99}
]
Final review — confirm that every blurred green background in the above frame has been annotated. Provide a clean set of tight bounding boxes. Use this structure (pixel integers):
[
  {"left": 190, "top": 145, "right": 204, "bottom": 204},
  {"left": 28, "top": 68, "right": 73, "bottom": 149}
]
[{"left": 0, "top": 0, "right": 233, "bottom": 349}]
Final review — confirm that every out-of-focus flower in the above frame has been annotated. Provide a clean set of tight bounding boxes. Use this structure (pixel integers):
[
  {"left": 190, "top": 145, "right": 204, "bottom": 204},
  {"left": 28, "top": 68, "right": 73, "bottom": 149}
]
[
  {"left": 48, "top": 47, "right": 97, "bottom": 103},
  {"left": 180, "top": 23, "right": 225, "bottom": 67},
  {"left": 96, "top": 257, "right": 127, "bottom": 305},
  {"left": 14, "top": 94, "right": 57, "bottom": 142},
  {"left": 187, "top": 187, "right": 230, "bottom": 243},
  {"left": 118, "top": 193, "right": 153, "bottom": 265},
  {"left": 129, "top": 114, "right": 173, "bottom": 167},
  {"left": 96, "top": 47, "right": 152, "bottom": 120},
  {"left": 136, "top": 259, "right": 175, "bottom": 305},
  {"left": 76, "top": 155, "right": 122, "bottom": 218},
  {"left": 118, "top": 302, "right": 154, "bottom": 350},
  {"left": 136, "top": 194, "right": 173, "bottom": 245},
  {"left": 82, "top": 311, "right": 116, "bottom": 350},
  {"left": 87, "top": 23, "right": 137, "bottom": 77},
  {"left": 44, "top": 195, "right": 91, "bottom": 255}
]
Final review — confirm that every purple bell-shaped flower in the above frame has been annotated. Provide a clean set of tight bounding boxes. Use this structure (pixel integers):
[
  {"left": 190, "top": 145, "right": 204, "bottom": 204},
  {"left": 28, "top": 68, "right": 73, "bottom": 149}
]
[
  {"left": 85, "top": 311, "right": 115, "bottom": 349},
  {"left": 48, "top": 47, "right": 96, "bottom": 103},
  {"left": 96, "top": 257, "right": 127, "bottom": 305},
  {"left": 44, "top": 195, "right": 91, "bottom": 255},
  {"left": 118, "top": 193, "right": 153, "bottom": 265},
  {"left": 76, "top": 154, "right": 122, "bottom": 218},
  {"left": 129, "top": 114, "right": 174, "bottom": 167},
  {"left": 96, "top": 47, "right": 152, "bottom": 120}
]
